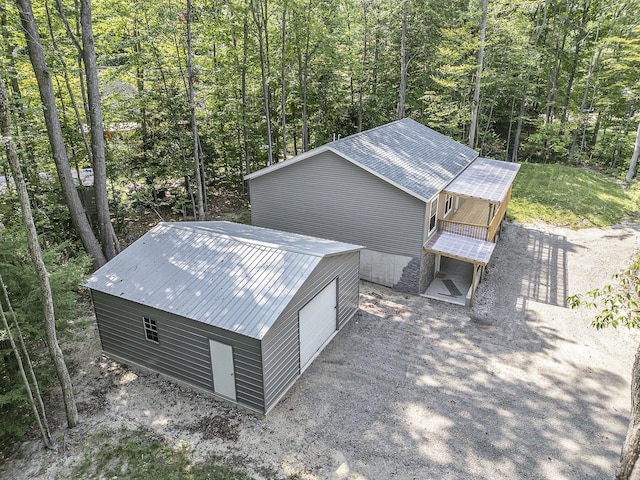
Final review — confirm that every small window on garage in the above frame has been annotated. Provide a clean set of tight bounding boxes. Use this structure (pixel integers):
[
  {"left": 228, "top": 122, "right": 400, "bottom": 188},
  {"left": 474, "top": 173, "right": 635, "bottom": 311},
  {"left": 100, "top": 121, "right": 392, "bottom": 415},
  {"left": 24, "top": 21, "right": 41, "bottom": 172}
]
[{"left": 143, "top": 317, "right": 159, "bottom": 343}]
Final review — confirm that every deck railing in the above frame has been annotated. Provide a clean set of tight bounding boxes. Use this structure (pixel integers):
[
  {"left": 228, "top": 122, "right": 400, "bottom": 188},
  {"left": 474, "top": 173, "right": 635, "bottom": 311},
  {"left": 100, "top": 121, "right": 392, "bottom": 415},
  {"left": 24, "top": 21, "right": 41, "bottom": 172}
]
[
  {"left": 438, "top": 219, "right": 489, "bottom": 241},
  {"left": 439, "top": 186, "right": 514, "bottom": 243}
]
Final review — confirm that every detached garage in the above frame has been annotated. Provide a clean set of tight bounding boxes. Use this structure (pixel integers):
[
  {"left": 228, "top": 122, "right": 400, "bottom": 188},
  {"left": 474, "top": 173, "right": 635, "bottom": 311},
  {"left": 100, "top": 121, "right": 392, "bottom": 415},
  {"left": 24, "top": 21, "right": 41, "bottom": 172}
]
[{"left": 85, "top": 221, "right": 362, "bottom": 413}]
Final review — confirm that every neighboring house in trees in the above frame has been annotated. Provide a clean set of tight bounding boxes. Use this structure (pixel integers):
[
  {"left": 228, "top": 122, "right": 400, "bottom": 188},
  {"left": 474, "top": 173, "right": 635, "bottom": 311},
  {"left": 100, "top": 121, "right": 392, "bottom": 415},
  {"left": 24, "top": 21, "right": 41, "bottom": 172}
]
[{"left": 245, "top": 118, "right": 520, "bottom": 307}]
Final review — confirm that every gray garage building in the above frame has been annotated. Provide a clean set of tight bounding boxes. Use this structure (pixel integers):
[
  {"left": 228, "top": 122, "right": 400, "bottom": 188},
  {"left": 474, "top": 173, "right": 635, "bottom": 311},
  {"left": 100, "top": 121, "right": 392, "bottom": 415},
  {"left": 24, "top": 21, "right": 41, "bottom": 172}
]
[{"left": 85, "top": 221, "right": 362, "bottom": 413}]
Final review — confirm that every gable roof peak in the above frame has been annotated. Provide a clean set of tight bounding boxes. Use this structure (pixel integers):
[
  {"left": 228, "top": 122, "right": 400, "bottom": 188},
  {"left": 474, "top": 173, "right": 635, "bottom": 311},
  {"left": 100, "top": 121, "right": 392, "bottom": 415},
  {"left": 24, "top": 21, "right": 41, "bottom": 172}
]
[{"left": 246, "top": 119, "right": 479, "bottom": 202}]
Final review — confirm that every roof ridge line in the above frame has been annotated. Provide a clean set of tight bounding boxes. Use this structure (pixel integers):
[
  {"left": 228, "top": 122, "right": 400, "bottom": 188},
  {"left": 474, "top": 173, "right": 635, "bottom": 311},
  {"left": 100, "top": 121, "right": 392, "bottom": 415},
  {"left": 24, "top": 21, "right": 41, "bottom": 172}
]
[
  {"left": 158, "top": 222, "right": 343, "bottom": 258},
  {"left": 330, "top": 118, "right": 408, "bottom": 146}
]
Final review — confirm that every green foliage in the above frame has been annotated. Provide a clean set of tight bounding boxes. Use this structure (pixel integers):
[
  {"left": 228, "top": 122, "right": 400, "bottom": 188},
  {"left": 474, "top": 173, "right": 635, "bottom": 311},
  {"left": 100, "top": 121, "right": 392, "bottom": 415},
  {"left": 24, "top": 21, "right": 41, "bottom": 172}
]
[
  {"left": 0, "top": 181, "right": 75, "bottom": 247},
  {"left": 568, "top": 254, "right": 640, "bottom": 330},
  {"left": 3, "top": 0, "right": 640, "bottom": 195},
  {"left": 0, "top": 225, "right": 91, "bottom": 452},
  {"left": 67, "top": 427, "right": 250, "bottom": 480},
  {"left": 0, "top": 227, "right": 92, "bottom": 331},
  {"left": 509, "top": 163, "right": 640, "bottom": 227},
  {"left": 0, "top": 386, "right": 31, "bottom": 440}
]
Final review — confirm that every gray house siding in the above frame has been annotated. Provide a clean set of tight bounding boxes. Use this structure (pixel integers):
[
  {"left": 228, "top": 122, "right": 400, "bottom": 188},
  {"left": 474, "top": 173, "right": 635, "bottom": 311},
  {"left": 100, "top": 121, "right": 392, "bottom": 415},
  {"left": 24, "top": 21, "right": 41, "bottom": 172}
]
[
  {"left": 249, "top": 151, "right": 425, "bottom": 258},
  {"left": 261, "top": 251, "right": 360, "bottom": 412},
  {"left": 92, "top": 291, "right": 265, "bottom": 412}
]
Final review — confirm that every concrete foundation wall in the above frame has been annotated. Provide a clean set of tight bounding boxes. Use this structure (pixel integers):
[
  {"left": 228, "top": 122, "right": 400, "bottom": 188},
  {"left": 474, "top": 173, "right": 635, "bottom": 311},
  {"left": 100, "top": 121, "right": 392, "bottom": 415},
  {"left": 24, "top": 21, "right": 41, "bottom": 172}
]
[
  {"left": 360, "top": 249, "right": 413, "bottom": 287},
  {"left": 358, "top": 249, "right": 422, "bottom": 294}
]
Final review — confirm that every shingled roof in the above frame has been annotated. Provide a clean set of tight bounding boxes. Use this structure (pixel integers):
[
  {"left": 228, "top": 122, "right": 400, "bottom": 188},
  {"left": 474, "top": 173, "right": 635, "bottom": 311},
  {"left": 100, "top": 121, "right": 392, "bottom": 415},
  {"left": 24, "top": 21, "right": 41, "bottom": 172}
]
[{"left": 245, "top": 118, "right": 479, "bottom": 202}]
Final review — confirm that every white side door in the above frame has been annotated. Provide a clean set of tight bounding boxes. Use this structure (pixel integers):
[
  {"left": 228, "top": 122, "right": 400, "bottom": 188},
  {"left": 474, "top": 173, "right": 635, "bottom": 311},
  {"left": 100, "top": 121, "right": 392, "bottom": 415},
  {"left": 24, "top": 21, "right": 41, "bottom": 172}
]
[
  {"left": 209, "top": 340, "right": 236, "bottom": 401},
  {"left": 299, "top": 279, "right": 337, "bottom": 372}
]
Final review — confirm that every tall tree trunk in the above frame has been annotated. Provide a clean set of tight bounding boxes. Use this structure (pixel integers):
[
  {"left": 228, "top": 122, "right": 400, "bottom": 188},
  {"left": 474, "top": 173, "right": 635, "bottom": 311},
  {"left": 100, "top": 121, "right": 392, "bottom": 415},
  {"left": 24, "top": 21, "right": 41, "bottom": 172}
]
[
  {"left": 242, "top": 18, "right": 250, "bottom": 174},
  {"left": 186, "top": 0, "right": 205, "bottom": 219},
  {"left": 0, "top": 75, "right": 78, "bottom": 429},
  {"left": 14, "top": 0, "right": 106, "bottom": 269},
  {"left": 132, "top": 22, "right": 150, "bottom": 164},
  {"left": 479, "top": 95, "right": 495, "bottom": 154},
  {"left": 51, "top": 0, "right": 93, "bottom": 175},
  {"left": 541, "top": 3, "right": 571, "bottom": 162},
  {"left": 280, "top": 0, "right": 287, "bottom": 160},
  {"left": 372, "top": 2, "right": 380, "bottom": 96},
  {"left": 512, "top": 1, "right": 547, "bottom": 162},
  {"left": 298, "top": 50, "right": 309, "bottom": 152},
  {"left": 250, "top": 0, "right": 274, "bottom": 165},
  {"left": 358, "top": 1, "right": 367, "bottom": 133},
  {"left": 2, "top": 7, "right": 37, "bottom": 173},
  {"left": 617, "top": 342, "right": 640, "bottom": 479},
  {"left": 80, "top": 0, "right": 119, "bottom": 256},
  {"left": 0, "top": 282, "right": 51, "bottom": 448},
  {"left": 561, "top": 0, "right": 591, "bottom": 124},
  {"left": 625, "top": 121, "right": 640, "bottom": 183},
  {"left": 469, "top": 0, "right": 488, "bottom": 149},
  {"left": 397, "top": 0, "right": 408, "bottom": 120},
  {"left": 295, "top": 10, "right": 311, "bottom": 153},
  {"left": 47, "top": 1, "right": 93, "bottom": 169},
  {"left": 511, "top": 86, "right": 528, "bottom": 163},
  {"left": 505, "top": 96, "right": 516, "bottom": 161},
  {"left": 0, "top": 274, "right": 52, "bottom": 448},
  {"left": 1, "top": 275, "right": 51, "bottom": 444},
  {"left": 569, "top": 16, "right": 603, "bottom": 160}
]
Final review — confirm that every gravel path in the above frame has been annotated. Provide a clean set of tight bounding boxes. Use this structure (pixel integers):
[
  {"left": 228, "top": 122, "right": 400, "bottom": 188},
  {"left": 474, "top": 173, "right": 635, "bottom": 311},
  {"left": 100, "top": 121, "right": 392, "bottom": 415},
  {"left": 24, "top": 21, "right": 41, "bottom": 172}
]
[{"left": 2, "top": 222, "right": 639, "bottom": 479}]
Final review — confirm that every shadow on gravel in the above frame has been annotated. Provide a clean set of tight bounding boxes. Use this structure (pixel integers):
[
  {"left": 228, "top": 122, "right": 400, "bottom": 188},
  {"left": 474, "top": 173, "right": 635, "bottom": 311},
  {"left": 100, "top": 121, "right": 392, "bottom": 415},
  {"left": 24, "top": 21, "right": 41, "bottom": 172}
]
[
  {"left": 268, "top": 223, "right": 629, "bottom": 479},
  {"left": 484, "top": 223, "right": 573, "bottom": 309}
]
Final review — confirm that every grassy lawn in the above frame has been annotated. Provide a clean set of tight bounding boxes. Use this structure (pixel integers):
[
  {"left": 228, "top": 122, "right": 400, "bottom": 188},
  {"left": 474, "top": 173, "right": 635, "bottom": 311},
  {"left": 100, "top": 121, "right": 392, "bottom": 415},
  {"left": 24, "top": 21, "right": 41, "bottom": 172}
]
[
  {"left": 65, "top": 427, "right": 250, "bottom": 480},
  {"left": 509, "top": 163, "right": 640, "bottom": 228}
]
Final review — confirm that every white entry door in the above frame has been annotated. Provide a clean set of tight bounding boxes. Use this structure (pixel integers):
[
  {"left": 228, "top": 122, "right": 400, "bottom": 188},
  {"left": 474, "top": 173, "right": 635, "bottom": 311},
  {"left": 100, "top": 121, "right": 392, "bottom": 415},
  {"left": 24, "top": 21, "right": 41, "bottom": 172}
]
[
  {"left": 209, "top": 340, "right": 236, "bottom": 401},
  {"left": 299, "top": 279, "right": 337, "bottom": 372}
]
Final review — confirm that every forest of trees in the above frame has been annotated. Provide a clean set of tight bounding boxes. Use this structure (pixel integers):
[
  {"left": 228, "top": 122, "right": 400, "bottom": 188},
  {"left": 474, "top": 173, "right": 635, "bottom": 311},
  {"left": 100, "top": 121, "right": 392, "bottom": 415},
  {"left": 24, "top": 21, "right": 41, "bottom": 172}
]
[
  {"left": 2, "top": 0, "right": 639, "bottom": 201},
  {"left": 0, "top": 0, "right": 639, "bottom": 457}
]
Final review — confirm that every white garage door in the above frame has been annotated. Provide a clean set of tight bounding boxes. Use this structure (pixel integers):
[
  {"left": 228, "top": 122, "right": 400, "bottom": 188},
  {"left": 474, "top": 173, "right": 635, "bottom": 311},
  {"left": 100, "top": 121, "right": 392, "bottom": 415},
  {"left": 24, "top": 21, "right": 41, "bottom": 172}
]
[{"left": 299, "top": 279, "right": 337, "bottom": 371}]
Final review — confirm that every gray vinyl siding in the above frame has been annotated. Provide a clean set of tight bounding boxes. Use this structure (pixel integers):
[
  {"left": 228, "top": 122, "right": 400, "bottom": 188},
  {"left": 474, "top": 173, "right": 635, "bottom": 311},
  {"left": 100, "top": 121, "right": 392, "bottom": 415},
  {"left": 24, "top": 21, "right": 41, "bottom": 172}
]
[
  {"left": 92, "top": 291, "right": 264, "bottom": 412},
  {"left": 249, "top": 151, "right": 426, "bottom": 258},
  {"left": 261, "top": 251, "right": 360, "bottom": 412}
]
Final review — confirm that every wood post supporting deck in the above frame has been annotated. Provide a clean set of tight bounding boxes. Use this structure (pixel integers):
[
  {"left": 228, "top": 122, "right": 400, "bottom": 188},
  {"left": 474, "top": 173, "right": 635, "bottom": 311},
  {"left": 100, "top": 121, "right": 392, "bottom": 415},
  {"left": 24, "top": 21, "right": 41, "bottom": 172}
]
[{"left": 469, "top": 263, "right": 478, "bottom": 308}]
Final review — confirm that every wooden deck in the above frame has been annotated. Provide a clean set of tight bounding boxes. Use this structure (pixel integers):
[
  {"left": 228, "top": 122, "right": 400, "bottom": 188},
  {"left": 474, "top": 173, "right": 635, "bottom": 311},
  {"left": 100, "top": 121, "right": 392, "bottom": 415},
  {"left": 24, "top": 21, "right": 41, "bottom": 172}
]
[{"left": 448, "top": 198, "right": 491, "bottom": 226}]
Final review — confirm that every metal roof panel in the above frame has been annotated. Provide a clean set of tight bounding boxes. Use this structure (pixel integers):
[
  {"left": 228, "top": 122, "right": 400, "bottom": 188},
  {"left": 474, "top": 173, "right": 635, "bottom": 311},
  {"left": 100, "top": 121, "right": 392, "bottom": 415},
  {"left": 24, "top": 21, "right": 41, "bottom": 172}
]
[
  {"left": 444, "top": 158, "right": 521, "bottom": 203},
  {"left": 424, "top": 231, "right": 496, "bottom": 265},
  {"left": 86, "top": 222, "right": 361, "bottom": 339}
]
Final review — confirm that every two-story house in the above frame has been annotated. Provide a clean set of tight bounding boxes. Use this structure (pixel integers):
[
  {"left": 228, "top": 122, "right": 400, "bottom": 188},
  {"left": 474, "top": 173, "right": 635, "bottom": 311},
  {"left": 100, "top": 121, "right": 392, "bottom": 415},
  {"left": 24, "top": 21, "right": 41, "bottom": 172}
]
[{"left": 245, "top": 118, "right": 520, "bottom": 306}]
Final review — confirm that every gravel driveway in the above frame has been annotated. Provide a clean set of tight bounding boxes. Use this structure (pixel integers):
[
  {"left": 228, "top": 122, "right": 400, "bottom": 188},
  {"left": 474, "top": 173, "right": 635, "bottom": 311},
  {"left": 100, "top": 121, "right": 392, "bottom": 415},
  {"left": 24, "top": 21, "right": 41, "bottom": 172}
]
[{"left": 2, "top": 222, "right": 640, "bottom": 479}]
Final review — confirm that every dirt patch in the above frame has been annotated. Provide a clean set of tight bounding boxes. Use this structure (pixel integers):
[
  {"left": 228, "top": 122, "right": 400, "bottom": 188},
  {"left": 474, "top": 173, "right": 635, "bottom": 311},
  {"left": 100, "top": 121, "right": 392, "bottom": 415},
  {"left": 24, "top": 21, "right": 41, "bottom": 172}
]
[
  {"left": 184, "top": 415, "right": 240, "bottom": 442},
  {"left": 1, "top": 221, "right": 639, "bottom": 479}
]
